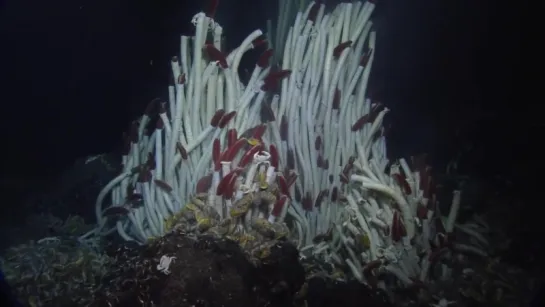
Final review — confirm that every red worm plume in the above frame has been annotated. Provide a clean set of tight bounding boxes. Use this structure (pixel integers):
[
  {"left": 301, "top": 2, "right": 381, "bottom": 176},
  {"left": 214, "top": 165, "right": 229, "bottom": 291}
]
[
  {"left": 205, "top": 0, "right": 219, "bottom": 18},
  {"left": 294, "top": 187, "right": 302, "bottom": 202},
  {"left": 176, "top": 142, "right": 188, "bottom": 160},
  {"left": 315, "top": 189, "right": 328, "bottom": 208},
  {"left": 302, "top": 193, "right": 313, "bottom": 211},
  {"left": 221, "top": 138, "right": 246, "bottom": 162},
  {"left": 331, "top": 186, "right": 339, "bottom": 202},
  {"left": 225, "top": 172, "right": 239, "bottom": 199},
  {"left": 333, "top": 41, "right": 352, "bottom": 58},
  {"left": 261, "top": 101, "right": 276, "bottom": 123},
  {"left": 257, "top": 49, "right": 274, "bottom": 68},
  {"left": 276, "top": 175, "right": 290, "bottom": 198},
  {"left": 215, "top": 174, "right": 230, "bottom": 196},
  {"left": 271, "top": 195, "right": 288, "bottom": 217},
  {"left": 218, "top": 111, "right": 237, "bottom": 128},
  {"left": 154, "top": 179, "right": 173, "bottom": 193},
  {"left": 416, "top": 204, "right": 429, "bottom": 220},
  {"left": 205, "top": 44, "right": 228, "bottom": 68},
  {"left": 392, "top": 173, "right": 412, "bottom": 195},
  {"left": 307, "top": 3, "right": 320, "bottom": 22},
  {"left": 238, "top": 144, "right": 264, "bottom": 168},
  {"left": 286, "top": 149, "right": 295, "bottom": 169},
  {"left": 339, "top": 172, "right": 349, "bottom": 184},
  {"left": 240, "top": 126, "right": 256, "bottom": 139},
  {"left": 269, "top": 144, "right": 279, "bottom": 168},
  {"left": 102, "top": 206, "right": 130, "bottom": 218},
  {"left": 262, "top": 70, "right": 292, "bottom": 92},
  {"left": 317, "top": 155, "right": 324, "bottom": 168},
  {"left": 359, "top": 49, "right": 373, "bottom": 67},
  {"left": 280, "top": 115, "right": 288, "bottom": 141},
  {"left": 351, "top": 103, "right": 384, "bottom": 132},
  {"left": 137, "top": 169, "right": 152, "bottom": 183},
  {"left": 252, "top": 124, "right": 267, "bottom": 139},
  {"left": 216, "top": 169, "right": 240, "bottom": 196},
  {"left": 286, "top": 172, "right": 297, "bottom": 188},
  {"left": 341, "top": 163, "right": 353, "bottom": 178},
  {"left": 322, "top": 159, "right": 329, "bottom": 170},
  {"left": 156, "top": 117, "right": 164, "bottom": 130},
  {"left": 252, "top": 35, "right": 268, "bottom": 49},
  {"left": 213, "top": 138, "right": 221, "bottom": 170},
  {"left": 146, "top": 153, "right": 156, "bottom": 170},
  {"left": 351, "top": 114, "right": 370, "bottom": 131},
  {"left": 177, "top": 73, "right": 186, "bottom": 84},
  {"left": 363, "top": 260, "right": 384, "bottom": 275},
  {"left": 196, "top": 174, "right": 212, "bottom": 194},
  {"left": 315, "top": 136, "right": 322, "bottom": 151},
  {"left": 227, "top": 129, "right": 237, "bottom": 147},
  {"left": 210, "top": 109, "right": 226, "bottom": 127},
  {"left": 332, "top": 88, "right": 341, "bottom": 110},
  {"left": 391, "top": 211, "right": 407, "bottom": 241},
  {"left": 159, "top": 101, "right": 168, "bottom": 115}
]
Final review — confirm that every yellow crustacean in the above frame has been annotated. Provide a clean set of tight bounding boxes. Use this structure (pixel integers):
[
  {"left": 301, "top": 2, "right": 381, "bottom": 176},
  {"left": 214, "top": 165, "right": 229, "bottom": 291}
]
[
  {"left": 164, "top": 212, "right": 181, "bottom": 231},
  {"left": 183, "top": 202, "right": 199, "bottom": 213},
  {"left": 207, "top": 218, "right": 236, "bottom": 237},
  {"left": 256, "top": 190, "right": 277, "bottom": 207},
  {"left": 164, "top": 215, "right": 175, "bottom": 231},
  {"left": 253, "top": 243, "right": 272, "bottom": 259},
  {"left": 258, "top": 171, "right": 268, "bottom": 190},
  {"left": 175, "top": 203, "right": 196, "bottom": 222},
  {"left": 356, "top": 232, "right": 371, "bottom": 249},
  {"left": 247, "top": 137, "right": 261, "bottom": 146},
  {"left": 229, "top": 192, "right": 254, "bottom": 217},
  {"left": 271, "top": 222, "right": 290, "bottom": 239},
  {"left": 251, "top": 217, "right": 275, "bottom": 239},
  {"left": 331, "top": 268, "right": 346, "bottom": 280},
  {"left": 163, "top": 203, "right": 197, "bottom": 232},
  {"left": 267, "top": 182, "right": 280, "bottom": 195},
  {"left": 195, "top": 209, "right": 217, "bottom": 232},
  {"left": 190, "top": 196, "right": 207, "bottom": 209},
  {"left": 236, "top": 233, "right": 257, "bottom": 248}
]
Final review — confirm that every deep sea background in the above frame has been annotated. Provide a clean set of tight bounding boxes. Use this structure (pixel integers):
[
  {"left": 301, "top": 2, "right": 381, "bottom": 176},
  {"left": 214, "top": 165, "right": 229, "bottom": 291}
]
[
  {"left": 0, "top": 0, "right": 541, "bottom": 305},
  {"left": 0, "top": 0, "right": 535, "bottom": 181}
]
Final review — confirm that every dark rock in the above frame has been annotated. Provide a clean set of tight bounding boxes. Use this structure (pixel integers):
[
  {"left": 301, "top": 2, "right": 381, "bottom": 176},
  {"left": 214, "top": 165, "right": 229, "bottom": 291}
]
[{"left": 22, "top": 153, "right": 120, "bottom": 223}]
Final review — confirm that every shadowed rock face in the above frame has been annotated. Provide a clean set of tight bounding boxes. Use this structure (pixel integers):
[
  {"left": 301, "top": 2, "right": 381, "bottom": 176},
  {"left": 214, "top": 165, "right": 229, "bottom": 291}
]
[
  {"left": 92, "top": 233, "right": 307, "bottom": 307},
  {"left": 91, "top": 232, "right": 394, "bottom": 307}
]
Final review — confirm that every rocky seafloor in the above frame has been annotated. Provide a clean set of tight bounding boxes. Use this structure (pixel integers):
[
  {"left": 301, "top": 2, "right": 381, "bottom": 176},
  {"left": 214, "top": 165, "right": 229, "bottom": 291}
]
[{"left": 1, "top": 154, "right": 542, "bottom": 307}]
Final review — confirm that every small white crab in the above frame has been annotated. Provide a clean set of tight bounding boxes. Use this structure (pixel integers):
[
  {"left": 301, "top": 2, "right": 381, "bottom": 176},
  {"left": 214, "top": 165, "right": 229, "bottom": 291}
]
[
  {"left": 430, "top": 298, "right": 456, "bottom": 307},
  {"left": 157, "top": 255, "right": 176, "bottom": 275}
]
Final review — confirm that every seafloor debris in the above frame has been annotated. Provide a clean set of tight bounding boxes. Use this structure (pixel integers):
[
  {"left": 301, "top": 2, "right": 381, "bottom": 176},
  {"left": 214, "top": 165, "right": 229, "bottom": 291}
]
[{"left": 89, "top": 229, "right": 308, "bottom": 307}]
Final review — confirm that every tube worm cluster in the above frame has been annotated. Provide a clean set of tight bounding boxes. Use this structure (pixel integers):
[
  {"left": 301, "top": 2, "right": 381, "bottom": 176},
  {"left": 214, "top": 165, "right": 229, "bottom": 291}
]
[{"left": 79, "top": 0, "right": 489, "bottom": 294}]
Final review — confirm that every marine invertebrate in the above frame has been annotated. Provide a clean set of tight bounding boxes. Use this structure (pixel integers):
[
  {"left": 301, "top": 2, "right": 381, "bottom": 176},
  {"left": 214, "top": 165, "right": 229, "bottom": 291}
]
[{"left": 78, "top": 1, "right": 483, "bottom": 301}]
